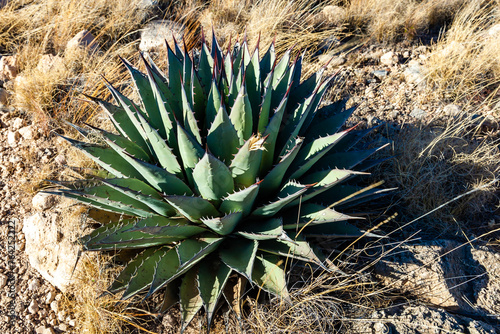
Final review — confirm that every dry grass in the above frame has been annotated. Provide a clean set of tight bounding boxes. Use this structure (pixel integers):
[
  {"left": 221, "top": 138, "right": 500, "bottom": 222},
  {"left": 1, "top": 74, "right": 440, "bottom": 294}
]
[
  {"left": 377, "top": 111, "right": 500, "bottom": 235},
  {"left": 425, "top": 0, "right": 500, "bottom": 104}
]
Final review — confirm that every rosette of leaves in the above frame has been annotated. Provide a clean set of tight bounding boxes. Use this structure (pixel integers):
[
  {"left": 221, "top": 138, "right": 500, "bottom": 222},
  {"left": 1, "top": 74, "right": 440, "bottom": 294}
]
[{"left": 46, "top": 33, "right": 389, "bottom": 331}]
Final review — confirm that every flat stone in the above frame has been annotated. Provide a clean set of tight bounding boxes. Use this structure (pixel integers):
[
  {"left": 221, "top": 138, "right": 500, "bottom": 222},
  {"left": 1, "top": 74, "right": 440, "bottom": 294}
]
[
  {"left": 373, "top": 70, "right": 389, "bottom": 80},
  {"left": 18, "top": 125, "right": 36, "bottom": 140},
  {"left": 23, "top": 212, "right": 81, "bottom": 292},
  {"left": 7, "top": 130, "right": 20, "bottom": 146},
  {"left": 380, "top": 51, "right": 397, "bottom": 66},
  {"left": 443, "top": 104, "right": 461, "bottom": 117},
  {"left": 37, "top": 54, "right": 65, "bottom": 73},
  {"left": 35, "top": 326, "right": 55, "bottom": 334},
  {"left": 139, "top": 20, "right": 185, "bottom": 52},
  {"left": 32, "top": 193, "right": 58, "bottom": 211},
  {"left": 28, "top": 299, "right": 39, "bottom": 314},
  {"left": 410, "top": 107, "right": 427, "bottom": 119},
  {"left": 321, "top": 5, "right": 346, "bottom": 25}
]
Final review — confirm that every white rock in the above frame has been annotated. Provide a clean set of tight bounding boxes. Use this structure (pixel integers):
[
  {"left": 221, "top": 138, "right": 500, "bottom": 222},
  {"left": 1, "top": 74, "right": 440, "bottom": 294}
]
[
  {"left": 50, "top": 300, "right": 58, "bottom": 313},
  {"left": 66, "top": 30, "right": 100, "bottom": 54},
  {"left": 57, "top": 323, "right": 68, "bottom": 332},
  {"left": 0, "top": 273, "right": 7, "bottom": 288},
  {"left": 32, "top": 193, "right": 57, "bottom": 211},
  {"left": 0, "top": 55, "right": 18, "bottom": 82},
  {"left": 18, "top": 125, "right": 36, "bottom": 140},
  {"left": 57, "top": 311, "right": 65, "bottom": 322},
  {"left": 28, "top": 278, "right": 41, "bottom": 291},
  {"left": 45, "top": 291, "right": 56, "bottom": 304},
  {"left": 443, "top": 104, "right": 461, "bottom": 117},
  {"left": 487, "top": 24, "right": 500, "bottom": 37},
  {"left": 139, "top": 20, "right": 185, "bottom": 52},
  {"left": 35, "top": 326, "right": 55, "bottom": 334},
  {"left": 12, "top": 117, "right": 25, "bottom": 130},
  {"left": 410, "top": 107, "right": 427, "bottom": 119},
  {"left": 28, "top": 299, "right": 39, "bottom": 314},
  {"left": 68, "top": 319, "right": 76, "bottom": 327},
  {"left": 23, "top": 213, "right": 81, "bottom": 292},
  {"left": 404, "top": 60, "right": 425, "bottom": 85},
  {"left": 7, "top": 131, "right": 20, "bottom": 146},
  {"left": 54, "top": 154, "right": 66, "bottom": 165},
  {"left": 380, "top": 51, "right": 397, "bottom": 66},
  {"left": 37, "top": 54, "right": 65, "bottom": 74}
]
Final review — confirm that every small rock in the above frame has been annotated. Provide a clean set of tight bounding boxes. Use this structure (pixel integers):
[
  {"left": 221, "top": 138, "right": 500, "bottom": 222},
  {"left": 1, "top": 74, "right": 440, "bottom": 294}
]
[
  {"left": 32, "top": 193, "right": 57, "bottom": 211},
  {"left": 0, "top": 55, "right": 18, "bottom": 82},
  {"left": 139, "top": 20, "right": 185, "bottom": 52},
  {"left": 18, "top": 125, "right": 36, "bottom": 140},
  {"left": 28, "top": 300, "right": 39, "bottom": 314},
  {"left": 28, "top": 278, "right": 41, "bottom": 291},
  {"left": 321, "top": 5, "right": 346, "bottom": 25},
  {"left": 410, "top": 107, "right": 427, "bottom": 119},
  {"left": 45, "top": 291, "right": 56, "bottom": 304},
  {"left": 12, "top": 117, "right": 25, "bottom": 130},
  {"left": 35, "top": 326, "right": 55, "bottom": 334},
  {"left": 50, "top": 300, "right": 58, "bottom": 313},
  {"left": 373, "top": 70, "right": 388, "bottom": 80},
  {"left": 443, "top": 104, "right": 461, "bottom": 117},
  {"left": 57, "top": 323, "right": 68, "bottom": 332},
  {"left": 57, "top": 311, "right": 65, "bottom": 322},
  {"left": 37, "top": 54, "right": 65, "bottom": 73},
  {"left": 68, "top": 319, "right": 76, "bottom": 327},
  {"left": 7, "top": 130, "right": 20, "bottom": 146},
  {"left": 0, "top": 273, "right": 7, "bottom": 288},
  {"left": 487, "top": 23, "right": 500, "bottom": 37},
  {"left": 404, "top": 60, "right": 425, "bottom": 85},
  {"left": 66, "top": 30, "right": 100, "bottom": 54},
  {"left": 54, "top": 154, "right": 66, "bottom": 165},
  {"left": 380, "top": 51, "right": 397, "bottom": 66},
  {"left": 403, "top": 50, "right": 410, "bottom": 58},
  {"left": 0, "top": 87, "right": 8, "bottom": 105}
]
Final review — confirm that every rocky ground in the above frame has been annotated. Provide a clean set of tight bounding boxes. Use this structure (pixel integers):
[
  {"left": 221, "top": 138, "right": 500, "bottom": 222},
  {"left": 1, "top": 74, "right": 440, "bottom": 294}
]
[{"left": 0, "top": 21, "right": 499, "bottom": 334}]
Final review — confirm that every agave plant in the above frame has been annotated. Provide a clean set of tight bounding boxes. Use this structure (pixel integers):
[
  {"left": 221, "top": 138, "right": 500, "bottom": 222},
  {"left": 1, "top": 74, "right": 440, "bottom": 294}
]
[{"left": 46, "top": 33, "right": 388, "bottom": 331}]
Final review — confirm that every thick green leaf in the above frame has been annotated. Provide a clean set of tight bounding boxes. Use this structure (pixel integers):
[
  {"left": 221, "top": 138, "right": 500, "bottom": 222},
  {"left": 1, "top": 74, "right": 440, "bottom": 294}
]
[
  {"left": 177, "top": 122, "right": 205, "bottom": 186},
  {"left": 282, "top": 203, "right": 358, "bottom": 229},
  {"left": 180, "top": 266, "right": 203, "bottom": 332},
  {"left": 252, "top": 181, "right": 309, "bottom": 217},
  {"left": 108, "top": 247, "right": 158, "bottom": 295},
  {"left": 252, "top": 254, "right": 290, "bottom": 302},
  {"left": 45, "top": 189, "right": 154, "bottom": 218},
  {"left": 120, "top": 57, "right": 164, "bottom": 135},
  {"left": 167, "top": 44, "right": 183, "bottom": 117},
  {"left": 261, "top": 91, "right": 290, "bottom": 171},
  {"left": 236, "top": 218, "right": 284, "bottom": 240},
  {"left": 100, "top": 178, "right": 175, "bottom": 216},
  {"left": 193, "top": 152, "right": 234, "bottom": 204},
  {"left": 260, "top": 41, "right": 275, "bottom": 83},
  {"left": 198, "top": 259, "right": 232, "bottom": 329},
  {"left": 198, "top": 42, "right": 214, "bottom": 95},
  {"left": 201, "top": 212, "right": 243, "bottom": 235},
  {"left": 219, "top": 238, "right": 258, "bottom": 281},
  {"left": 88, "top": 216, "right": 206, "bottom": 250},
  {"left": 135, "top": 111, "right": 183, "bottom": 176},
  {"left": 148, "top": 237, "right": 223, "bottom": 297},
  {"left": 286, "top": 132, "right": 347, "bottom": 180},
  {"left": 258, "top": 239, "right": 323, "bottom": 266},
  {"left": 305, "top": 105, "right": 355, "bottom": 140},
  {"left": 207, "top": 105, "right": 240, "bottom": 164},
  {"left": 159, "top": 278, "right": 181, "bottom": 313},
  {"left": 165, "top": 195, "right": 219, "bottom": 223},
  {"left": 313, "top": 144, "right": 389, "bottom": 172},
  {"left": 105, "top": 138, "right": 193, "bottom": 195},
  {"left": 260, "top": 137, "right": 303, "bottom": 194},
  {"left": 257, "top": 73, "right": 274, "bottom": 134},
  {"left": 58, "top": 135, "right": 139, "bottom": 179},
  {"left": 219, "top": 182, "right": 260, "bottom": 217},
  {"left": 230, "top": 136, "right": 265, "bottom": 188},
  {"left": 205, "top": 79, "right": 222, "bottom": 130},
  {"left": 121, "top": 246, "right": 166, "bottom": 300},
  {"left": 180, "top": 84, "right": 202, "bottom": 145},
  {"left": 229, "top": 83, "right": 253, "bottom": 145}
]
